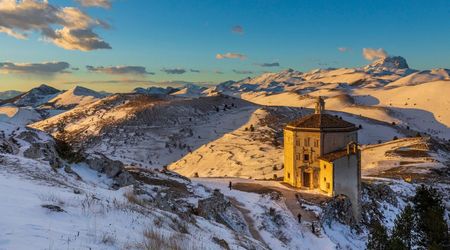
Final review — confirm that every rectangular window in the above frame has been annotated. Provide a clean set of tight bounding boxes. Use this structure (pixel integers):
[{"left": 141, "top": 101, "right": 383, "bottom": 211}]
[
  {"left": 326, "top": 183, "right": 330, "bottom": 189},
  {"left": 303, "top": 154, "right": 309, "bottom": 161},
  {"left": 324, "top": 177, "right": 326, "bottom": 181},
  {"left": 287, "top": 173, "right": 290, "bottom": 179},
  {"left": 314, "top": 139, "right": 319, "bottom": 147},
  {"left": 304, "top": 138, "right": 310, "bottom": 147}
]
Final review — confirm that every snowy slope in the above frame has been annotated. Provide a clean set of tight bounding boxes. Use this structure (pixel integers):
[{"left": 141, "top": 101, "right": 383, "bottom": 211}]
[
  {"left": 0, "top": 105, "right": 43, "bottom": 125},
  {"left": 209, "top": 56, "right": 449, "bottom": 140},
  {"left": 0, "top": 122, "right": 270, "bottom": 249},
  {"left": 5, "top": 55, "right": 450, "bottom": 249},
  {"left": 385, "top": 69, "right": 450, "bottom": 88},
  {"left": 0, "top": 90, "right": 22, "bottom": 100},
  {"left": 168, "top": 106, "right": 405, "bottom": 178},
  {"left": 359, "top": 80, "right": 450, "bottom": 139},
  {"left": 361, "top": 137, "right": 449, "bottom": 177},
  {"left": 133, "top": 86, "right": 179, "bottom": 95},
  {"left": 171, "top": 84, "right": 207, "bottom": 98},
  {"left": 1, "top": 84, "right": 61, "bottom": 107},
  {"left": 30, "top": 94, "right": 259, "bottom": 168},
  {"left": 44, "top": 86, "right": 106, "bottom": 109}
]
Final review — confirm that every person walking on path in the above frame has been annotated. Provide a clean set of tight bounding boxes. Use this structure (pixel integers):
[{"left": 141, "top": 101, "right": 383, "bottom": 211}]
[
  {"left": 229, "top": 181, "right": 232, "bottom": 190},
  {"left": 297, "top": 213, "right": 302, "bottom": 224}
]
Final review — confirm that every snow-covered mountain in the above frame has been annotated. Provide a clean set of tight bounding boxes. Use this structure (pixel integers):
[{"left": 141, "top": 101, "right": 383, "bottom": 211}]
[
  {"left": 4, "top": 55, "right": 450, "bottom": 249},
  {"left": 0, "top": 105, "right": 43, "bottom": 125},
  {"left": 1, "top": 84, "right": 61, "bottom": 107},
  {"left": 30, "top": 94, "right": 257, "bottom": 167},
  {"left": 209, "top": 56, "right": 450, "bottom": 140},
  {"left": 171, "top": 83, "right": 208, "bottom": 98},
  {"left": 363, "top": 56, "right": 410, "bottom": 71},
  {"left": 44, "top": 86, "right": 106, "bottom": 110},
  {"left": 0, "top": 120, "right": 272, "bottom": 249},
  {"left": 133, "top": 86, "right": 179, "bottom": 95},
  {"left": 0, "top": 90, "right": 22, "bottom": 100}
]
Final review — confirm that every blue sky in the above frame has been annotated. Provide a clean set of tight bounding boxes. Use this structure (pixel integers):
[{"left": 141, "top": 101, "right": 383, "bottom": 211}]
[{"left": 1, "top": 0, "right": 450, "bottom": 92}]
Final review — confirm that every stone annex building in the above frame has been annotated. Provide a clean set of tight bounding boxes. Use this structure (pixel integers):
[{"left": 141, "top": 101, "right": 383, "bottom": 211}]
[{"left": 283, "top": 97, "right": 361, "bottom": 217}]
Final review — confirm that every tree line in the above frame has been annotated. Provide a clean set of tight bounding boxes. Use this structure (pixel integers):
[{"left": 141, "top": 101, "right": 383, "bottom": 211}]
[{"left": 367, "top": 185, "right": 449, "bottom": 250}]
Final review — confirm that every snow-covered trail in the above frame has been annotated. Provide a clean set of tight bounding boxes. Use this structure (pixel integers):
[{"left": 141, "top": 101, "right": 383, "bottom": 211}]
[{"left": 194, "top": 178, "right": 338, "bottom": 250}]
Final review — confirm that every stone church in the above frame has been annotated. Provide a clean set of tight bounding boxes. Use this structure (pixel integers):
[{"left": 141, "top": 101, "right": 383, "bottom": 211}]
[{"left": 283, "top": 97, "right": 361, "bottom": 218}]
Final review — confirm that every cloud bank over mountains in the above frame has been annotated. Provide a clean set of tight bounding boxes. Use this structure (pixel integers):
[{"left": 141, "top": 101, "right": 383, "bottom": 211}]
[
  {"left": 161, "top": 68, "right": 187, "bottom": 74},
  {"left": 255, "top": 62, "right": 280, "bottom": 67},
  {"left": 0, "top": 61, "right": 70, "bottom": 74},
  {"left": 86, "top": 65, "right": 154, "bottom": 75}
]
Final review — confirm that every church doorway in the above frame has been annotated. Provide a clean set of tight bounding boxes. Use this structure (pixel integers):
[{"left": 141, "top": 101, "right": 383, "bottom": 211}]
[{"left": 302, "top": 172, "right": 311, "bottom": 188}]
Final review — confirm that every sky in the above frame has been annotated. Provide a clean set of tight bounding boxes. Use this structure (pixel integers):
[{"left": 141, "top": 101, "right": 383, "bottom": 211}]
[{"left": 1, "top": 0, "right": 450, "bottom": 93}]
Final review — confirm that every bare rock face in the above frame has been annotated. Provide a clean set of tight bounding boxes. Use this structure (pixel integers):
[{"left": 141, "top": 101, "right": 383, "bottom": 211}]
[
  {"left": 321, "top": 194, "right": 357, "bottom": 228},
  {"left": 85, "top": 154, "right": 135, "bottom": 187},
  {"left": 114, "top": 171, "right": 135, "bottom": 187},
  {"left": 86, "top": 154, "right": 123, "bottom": 177},
  {"left": 18, "top": 131, "right": 62, "bottom": 168},
  {"left": 197, "top": 189, "right": 250, "bottom": 236},
  {"left": 360, "top": 182, "right": 398, "bottom": 225},
  {"left": 366, "top": 56, "right": 409, "bottom": 70},
  {"left": 0, "top": 139, "right": 18, "bottom": 154},
  {"left": 363, "top": 183, "right": 397, "bottom": 206}
]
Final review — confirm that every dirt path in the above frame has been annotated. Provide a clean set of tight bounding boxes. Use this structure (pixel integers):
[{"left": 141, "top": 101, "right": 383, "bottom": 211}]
[
  {"left": 232, "top": 182, "right": 328, "bottom": 224},
  {"left": 228, "top": 197, "right": 269, "bottom": 248}
]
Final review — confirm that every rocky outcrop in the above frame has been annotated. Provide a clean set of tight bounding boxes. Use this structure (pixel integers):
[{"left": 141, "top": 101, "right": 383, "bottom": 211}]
[
  {"left": 86, "top": 154, "right": 123, "bottom": 177},
  {"left": 17, "top": 130, "right": 62, "bottom": 168},
  {"left": 321, "top": 194, "right": 358, "bottom": 228},
  {"left": 85, "top": 154, "right": 135, "bottom": 187},
  {"left": 363, "top": 182, "right": 397, "bottom": 206},
  {"left": 361, "top": 182, "right": 398, "bottom": 225},
  {"left": 197, "top": 189, "right": 250, "bottom": 236},
  {"left": 366, "top": 56, "right": 409, "bottom": 70}
]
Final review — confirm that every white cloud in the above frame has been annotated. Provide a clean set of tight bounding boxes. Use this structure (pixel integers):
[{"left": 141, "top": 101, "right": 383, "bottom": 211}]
[
  {"left": 0, "top": 0, "right": 111, "bottom": 51},
  {"left": 161, "top": 68, "right": 186, "bottom": 74},
  {"left": 86, "top": 65, "right": 154, "bottom": 75},
  {"left": 254, "top": 62, "right": 280, "bottom": 67},
  {"left": 77, "top": 0, "right": 111, "bottom": 8},
  {"left": 362, "top": 48, "right": 388, "bottom": 61},
  {"left": 0, "top": 61, "right": 70, "bottom": 74},
  {"left": 232, "top": 25, "right": 244, "bottom": 34},
  {"left": 50, "top": 27, "right": 111, "bottom": 51},
  {"left": 338, "top": 47, "right": 349, "bottom": 52},
  {"left": 216, "top": 52, "right": 246, "bottom": 60},
  {"left": 233, "top": 69, "right": 253, "bottom": 74}
]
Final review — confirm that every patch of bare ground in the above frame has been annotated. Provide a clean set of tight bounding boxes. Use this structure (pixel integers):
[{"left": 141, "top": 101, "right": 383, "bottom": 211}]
[
  {"left": 368, "top": 163, "right": 450, "bottom": 184},
  {"left": 386, "top": 148, "right": 430, "bottom": 158},
  {"left": 233, "top": 182, "right": 282, "bottom": 196}
]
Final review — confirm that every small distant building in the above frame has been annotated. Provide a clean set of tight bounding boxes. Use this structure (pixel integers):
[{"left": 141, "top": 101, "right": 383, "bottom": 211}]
[{"left": 283, "top": 97, "right": 361, "bottom": 219}]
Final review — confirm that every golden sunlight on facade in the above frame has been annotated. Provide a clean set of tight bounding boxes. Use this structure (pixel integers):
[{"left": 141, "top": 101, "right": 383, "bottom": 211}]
[{"left": 284, "top": 97, "right": 361, "bottom": 217}]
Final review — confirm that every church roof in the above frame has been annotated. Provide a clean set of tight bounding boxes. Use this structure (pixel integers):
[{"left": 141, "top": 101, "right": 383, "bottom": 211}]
[
  {"left": 318, "top": 149, "right": 355, "bottom": 162},
  {"left": 287, "top": 113, "right": 357, "bottom": 130}
]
